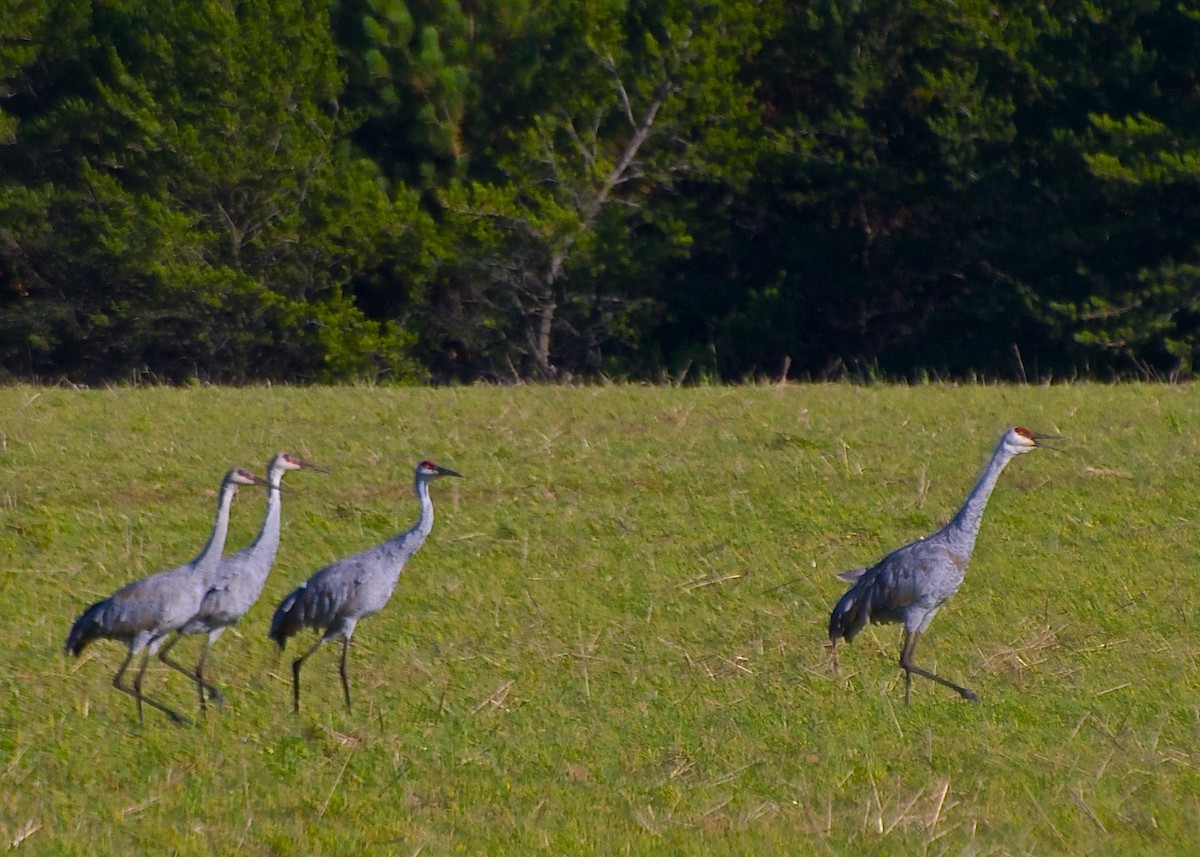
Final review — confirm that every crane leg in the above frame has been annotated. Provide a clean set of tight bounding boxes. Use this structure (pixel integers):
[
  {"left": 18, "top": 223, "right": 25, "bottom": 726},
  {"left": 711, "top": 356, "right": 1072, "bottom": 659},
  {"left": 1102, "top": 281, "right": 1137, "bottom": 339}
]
[
  {"left": 291, "top": 636, "right": 328, "bottom": 714},
  {"left": 112, "top": 650, "right": 144, "bottom": 725},
  {"left": 114, "top": 648, "right": 189, "bottom": 726},
  {"left": 157, "top": 633, "right": 225, "bottom": 710},
  {"left": 899, "top": 630, "right": 978, "bottom": 705},
  {"left": 194, "top": 630, "right": 225, "bottom": 709},
  {"left": 289, "top": 634, "right": 354, "bottom": 714},
  {"left": 339, "top": 637, "right": 352, "bottom": 712}
]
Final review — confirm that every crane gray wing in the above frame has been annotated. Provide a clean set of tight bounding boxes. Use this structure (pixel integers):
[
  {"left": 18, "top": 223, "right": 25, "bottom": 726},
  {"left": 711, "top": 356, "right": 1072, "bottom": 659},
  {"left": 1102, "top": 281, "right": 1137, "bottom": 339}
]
[
  {"left": 828, "top": 540, "right": 950, "bottom": 642},
  {"left": 869, "top": 540, "right": 955, "bottom": 610},
  {"left": 269, "top": 552, "right": 377, "bottom": 647},
  {"left": 103, "top": 564, "right": 193, "bottom": 631}
]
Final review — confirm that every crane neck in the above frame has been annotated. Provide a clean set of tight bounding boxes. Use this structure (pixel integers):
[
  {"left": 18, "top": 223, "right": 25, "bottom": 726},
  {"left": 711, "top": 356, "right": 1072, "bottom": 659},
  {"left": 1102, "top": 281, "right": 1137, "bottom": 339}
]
[
  {"left": 194, "top": 478, "right": 239, "bottom": 573},
  {"left": 413, "top": 473, "right": 435, "bottom": 540},
  {"left": 942, "top": 438, "right": 1018, "bottom": 553},
  {"left": 245, "top": 462, "right": 285, "bottom": 561}
]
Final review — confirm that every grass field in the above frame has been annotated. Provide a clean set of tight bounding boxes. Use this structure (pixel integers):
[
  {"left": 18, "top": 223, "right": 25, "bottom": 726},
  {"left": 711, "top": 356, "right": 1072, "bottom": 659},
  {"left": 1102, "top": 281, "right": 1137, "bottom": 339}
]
[{"left": 2, "top": 382, "right": 1199, "bottom": 854}]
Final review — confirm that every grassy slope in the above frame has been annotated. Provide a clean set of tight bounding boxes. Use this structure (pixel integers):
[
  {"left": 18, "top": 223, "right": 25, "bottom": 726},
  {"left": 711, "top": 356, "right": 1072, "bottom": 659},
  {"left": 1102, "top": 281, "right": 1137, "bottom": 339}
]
[{"left": 1, "top": 383, "right": 1198, "bottom": 855}]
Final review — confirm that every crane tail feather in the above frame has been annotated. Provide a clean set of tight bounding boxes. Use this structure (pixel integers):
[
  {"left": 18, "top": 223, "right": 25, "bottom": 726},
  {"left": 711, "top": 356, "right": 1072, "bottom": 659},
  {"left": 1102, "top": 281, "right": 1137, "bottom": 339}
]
[
  {"left": 65, "top": 599, "right": 110, "bottom": 657},
  {"left": 268, "top": 586, "right": 305, "bottom": 650},
  {"left": 828, "top": 584, "right": 869, "bottom": 645},
  {"left": 836, "top": 567, "right": 867, "bottom": 583}
]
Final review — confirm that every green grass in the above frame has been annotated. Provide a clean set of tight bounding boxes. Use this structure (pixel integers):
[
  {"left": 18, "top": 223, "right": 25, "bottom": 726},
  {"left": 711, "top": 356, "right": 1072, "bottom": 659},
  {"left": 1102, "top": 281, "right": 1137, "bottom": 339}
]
[{"left": 2, "top": 383, "right": 1199, "bottom": 854}]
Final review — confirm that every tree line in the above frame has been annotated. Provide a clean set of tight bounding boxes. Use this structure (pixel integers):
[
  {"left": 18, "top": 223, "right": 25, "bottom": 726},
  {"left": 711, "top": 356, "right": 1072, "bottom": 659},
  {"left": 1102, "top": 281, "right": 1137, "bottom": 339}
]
[{"left": 2, "top": 0, "right": 1197, "bottom": 384}]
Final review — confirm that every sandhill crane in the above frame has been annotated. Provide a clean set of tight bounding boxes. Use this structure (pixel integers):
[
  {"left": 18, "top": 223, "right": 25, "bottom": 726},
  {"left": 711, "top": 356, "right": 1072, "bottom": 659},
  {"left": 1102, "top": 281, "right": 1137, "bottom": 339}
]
[
  {"left": 155, "top": 452, "right": 328, "bottom": 709},
  {"left": 828, "top": 426, "right": 1057, "bottom": 704},
  {"left": 269, "top": 459, "right": 462, "bottom": 713},
  {"left": 65, "top": 466, "right": 268, "bottom": 725}
]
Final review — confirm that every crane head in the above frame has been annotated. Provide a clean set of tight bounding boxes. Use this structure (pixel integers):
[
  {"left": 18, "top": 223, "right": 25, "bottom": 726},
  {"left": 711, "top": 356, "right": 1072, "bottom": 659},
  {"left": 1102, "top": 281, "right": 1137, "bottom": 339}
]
[
  {"left": 417, "top": 460, "right": 463, "bottom": 479},
  {"left": 264, "top": 452, "right": 329, "bottom": 490},
  {"left": 227, "top": 467, "right": 270, "bottom": 488},
  {"left": 1008, "top": 425, "right": 1062, "bottom": 453},
  {"left": 277, "top": 452, "right": 330, "bottom": 474}
]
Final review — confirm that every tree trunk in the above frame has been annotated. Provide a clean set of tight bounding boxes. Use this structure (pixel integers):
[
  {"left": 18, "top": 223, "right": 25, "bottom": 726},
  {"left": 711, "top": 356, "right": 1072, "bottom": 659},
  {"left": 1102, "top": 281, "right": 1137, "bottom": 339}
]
[{"left": 534, "top": 300, "right": 556, "bottom": 378}]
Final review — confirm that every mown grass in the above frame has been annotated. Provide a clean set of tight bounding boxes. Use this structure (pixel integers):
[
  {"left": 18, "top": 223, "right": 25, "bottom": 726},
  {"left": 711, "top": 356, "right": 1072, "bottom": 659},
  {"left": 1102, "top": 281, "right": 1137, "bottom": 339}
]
[{"left": 1, "top": 382, "right": 1199, "bottom": 854}]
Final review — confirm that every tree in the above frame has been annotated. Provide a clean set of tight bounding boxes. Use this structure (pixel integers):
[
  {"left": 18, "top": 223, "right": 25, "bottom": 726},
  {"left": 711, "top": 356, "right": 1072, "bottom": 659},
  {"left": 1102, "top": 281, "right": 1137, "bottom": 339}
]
[
  {"left": 420, "top": 0, "right": 770, "bottom": 379},
  {"left": 334, "top": 0, "right": 566, "bottom": 188},
  {"left": 0, "top": 0, "right": 423, "bottom": 382},
  {"left": 1038, "top": 0, "right": 1200, "bottom": 377},
  {"left": 653, "top": 0, "right": 1055, "bottom": 380}
]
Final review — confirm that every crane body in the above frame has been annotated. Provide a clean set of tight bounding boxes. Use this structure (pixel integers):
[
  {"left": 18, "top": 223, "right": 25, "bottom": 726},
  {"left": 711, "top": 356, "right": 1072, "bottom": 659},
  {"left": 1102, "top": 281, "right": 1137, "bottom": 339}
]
[
  {"left": 269, "top": 460, "right": 462, "bottom": 713},
  {"left": 828, "top": 426, "right": 1055, "bottom": 704},
  {"left": 156, "top": 452, "right": 327, "bottom": 708},
  {"left": 65, "top": 467, "right": 268, "bottom": 724}
]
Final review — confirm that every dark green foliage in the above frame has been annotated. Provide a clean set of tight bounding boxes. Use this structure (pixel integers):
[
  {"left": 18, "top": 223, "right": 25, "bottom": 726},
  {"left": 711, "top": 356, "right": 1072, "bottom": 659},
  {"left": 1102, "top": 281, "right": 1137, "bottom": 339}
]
[
  {"left": 1, "top": 0, "right": 1197, "bottom": 382},
  {"left": 0, "top": 0, "right": 420, "bottom": 382},
  {"left": 655, "top": 0, "right": 1061, "bottom": 380},
  {"left": 412, "top": 0, "right": 774, "bottom": 379},
  {"left": 1035, "top": 2, "right": 1200, "bottom": 378}
]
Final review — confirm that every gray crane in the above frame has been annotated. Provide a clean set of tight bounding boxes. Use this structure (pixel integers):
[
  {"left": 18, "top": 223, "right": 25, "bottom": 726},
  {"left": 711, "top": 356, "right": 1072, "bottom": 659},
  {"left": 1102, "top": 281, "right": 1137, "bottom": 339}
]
[
  {"left": 65, "top": 466, "right": 268, "bottom": 725},
  {"left": 268, "top": 459, "right": 462, "bottom": 713},
  {"left": 156, "top": 452, "right": 328, "bottom": 710},
  {"left": 828, "top": 426, "right": 1056, "bottom": 704}
]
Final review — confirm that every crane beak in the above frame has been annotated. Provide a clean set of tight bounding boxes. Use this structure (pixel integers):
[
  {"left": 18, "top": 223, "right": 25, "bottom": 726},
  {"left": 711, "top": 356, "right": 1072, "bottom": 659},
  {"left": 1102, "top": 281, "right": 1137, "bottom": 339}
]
[
  {"left": 296, "top": 458, "right": 330, "bottom": 473},
  {"left": 436, "top": 465, "right": 464, "bottom": 478},
  {"left": 1030, "top": 432, "right": 1064, "bottom": 452}
]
